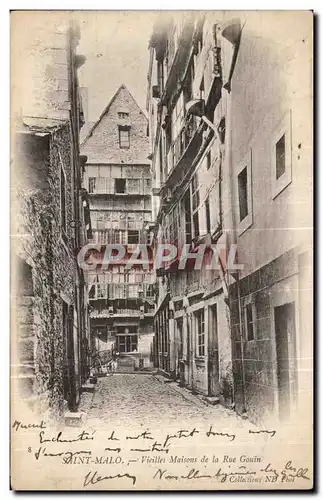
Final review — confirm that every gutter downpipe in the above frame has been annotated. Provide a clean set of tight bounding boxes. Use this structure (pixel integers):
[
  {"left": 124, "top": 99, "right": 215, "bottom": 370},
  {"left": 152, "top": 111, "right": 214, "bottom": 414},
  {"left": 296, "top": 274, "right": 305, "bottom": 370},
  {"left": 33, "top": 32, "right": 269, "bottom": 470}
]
[{"left": 224, "top": 80, "right": 247, "bottom": 416}]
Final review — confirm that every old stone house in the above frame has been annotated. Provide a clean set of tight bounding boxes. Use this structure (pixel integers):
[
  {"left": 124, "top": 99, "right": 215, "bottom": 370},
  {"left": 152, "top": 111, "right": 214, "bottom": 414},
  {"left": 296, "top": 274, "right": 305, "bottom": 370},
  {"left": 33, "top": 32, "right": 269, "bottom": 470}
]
[{"left": 81, "top": 84, "right": 155, "bottom": 372}]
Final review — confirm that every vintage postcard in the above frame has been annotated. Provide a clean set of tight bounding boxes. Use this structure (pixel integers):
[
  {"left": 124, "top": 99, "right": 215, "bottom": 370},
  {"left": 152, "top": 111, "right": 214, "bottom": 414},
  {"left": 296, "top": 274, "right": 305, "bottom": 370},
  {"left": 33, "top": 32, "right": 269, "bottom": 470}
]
[{"left": 10, "top": 10, "right": 313, "bottom": 490}]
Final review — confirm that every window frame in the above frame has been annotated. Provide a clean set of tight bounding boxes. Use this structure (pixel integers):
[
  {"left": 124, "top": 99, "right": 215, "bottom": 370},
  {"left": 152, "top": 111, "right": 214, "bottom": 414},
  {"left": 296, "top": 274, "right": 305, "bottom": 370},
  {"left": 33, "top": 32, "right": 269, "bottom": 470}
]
[
  {"left": 191, "top": 174, "right": 200, "bottom": 239},
  {"left": 236, "top": 149, "right": 253, "bottom": 236},
  {"left": 115, "top": 178, "right": 127, "bottom": 194},
  {"left": 205, "top": 197, "right": 211, "bottom": 234},
  {"left": 118, "top": 126, "right": 130, "bottom": 149},
  {"left": 244, "top": 300, "right": 256, "bottom": 342},
  {"left": 195, "top": 308, "right": 205, "bottom": 357},
  {"left": 206, "top": 151, "right": 211, "bottom": 170},
  {"left": 128, "top": 229, "right": 139, "bottom": 244},
  {"left": 238, "top": 167, "right": 249, "bottom": 222},
  {"left": 271, "top": 111, "right": 292, "bottom": 199},
  {"left": 88, "top": 177, "right": 96, "bottom": 194},
  {"left": 118, "top": 111, "right": 129, "bottom": 120}
]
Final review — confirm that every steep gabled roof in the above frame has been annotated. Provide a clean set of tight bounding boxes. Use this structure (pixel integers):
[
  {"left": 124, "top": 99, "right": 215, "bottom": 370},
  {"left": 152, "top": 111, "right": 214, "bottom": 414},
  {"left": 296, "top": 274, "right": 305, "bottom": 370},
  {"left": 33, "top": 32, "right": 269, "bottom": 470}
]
[{"left": 81, "top": 84, "right": 147, "bottom": 146}]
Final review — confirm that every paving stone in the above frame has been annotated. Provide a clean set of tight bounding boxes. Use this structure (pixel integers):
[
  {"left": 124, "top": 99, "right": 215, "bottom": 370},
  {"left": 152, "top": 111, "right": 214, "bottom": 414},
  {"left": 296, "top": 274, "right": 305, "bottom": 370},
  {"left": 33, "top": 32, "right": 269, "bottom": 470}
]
[{"left": 78, "top": 373, "right": 251, "bottom": 429}]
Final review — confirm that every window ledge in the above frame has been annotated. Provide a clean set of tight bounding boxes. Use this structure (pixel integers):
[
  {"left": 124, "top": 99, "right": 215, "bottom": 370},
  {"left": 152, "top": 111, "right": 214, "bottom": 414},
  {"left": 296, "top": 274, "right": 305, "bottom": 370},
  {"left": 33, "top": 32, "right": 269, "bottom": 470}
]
[{"left": 237, "top": 213, "right": 253, "bottom": 236}]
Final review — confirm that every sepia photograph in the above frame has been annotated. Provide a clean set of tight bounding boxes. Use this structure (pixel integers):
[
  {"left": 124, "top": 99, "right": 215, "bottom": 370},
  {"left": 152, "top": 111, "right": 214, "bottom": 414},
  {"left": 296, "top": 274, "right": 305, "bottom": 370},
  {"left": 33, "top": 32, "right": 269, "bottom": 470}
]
[{"left": 10, "top": 9, "right": 313, "bottom": 490}]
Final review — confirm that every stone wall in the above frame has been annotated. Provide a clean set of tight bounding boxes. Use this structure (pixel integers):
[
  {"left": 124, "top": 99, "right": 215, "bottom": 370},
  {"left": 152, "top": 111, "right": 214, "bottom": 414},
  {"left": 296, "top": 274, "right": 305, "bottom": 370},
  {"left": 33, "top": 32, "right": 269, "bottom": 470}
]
[
  {"left": 230, "top": 248, "right": 301, "bottom": 424},
  {"left": 82, "top": 84, "right": 149, "bottom": 164},
  {"left": 13, "top": 124, "right": 80, "bottom": 420}
]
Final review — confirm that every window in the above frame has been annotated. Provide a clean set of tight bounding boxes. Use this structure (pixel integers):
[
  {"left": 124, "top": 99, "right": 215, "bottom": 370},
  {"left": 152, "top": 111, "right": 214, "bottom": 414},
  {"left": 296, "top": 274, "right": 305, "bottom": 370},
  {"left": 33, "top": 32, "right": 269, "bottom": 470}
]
[
  {"left": 143, "top": 178, "right": 152, "bottom": 194},
  {"left": 199, "top": 77, "right": 205, "bottom": 101},
  {"left": 135, "top": 272, "right": 143, "bottom": 283},
  {"left": 89, "top": 177, "right": 96, "bottom": 194},
  {"left": 196, "top": 309, "right": 205, "bottom": 357},
  {"left": 191, "top": 175, "right": 200, "bottom": 239},
  {"left": 159, "top": 136, "right": 164, "bottom": 183},
  {"left": 245, "top": 303, "right": 254, "bottom": 341},
  {"left": 183, "top": 190, "right": 192, "bottom": 244},
  {"left": 193, "top": 20, "right": 204, "bottom": 57},
  {"left": 117, "top": 334, "right": 138, "bottom": 353},
  {"left": 236, "top": 149, "right": 253, "bottom": 235},
  {"left": 115, "top": 178, "right": 126, "bottom": 194},
  {"left": 118, "top": 112, "right": 129, "bottom": 119},
  {"left": 271, "top": 111, "right": 292, "bottom": 198},
  {"left": 177, "top": 318, "right": 183, "bottom": 359},
  {"left": 183, "top": 59, "right": 194, "bottom": 105},
  {"left": 238, "top": 167, "right": 248, "bottom": 222},
  {"left": 113, "top": 230, "right": 127, "bottom": 244},
  {"left": 157, "top": 59, "right": 164, "bottom": 93},
  {"left": 119, "top": 127, "right": 130, "bottom": 149},
  {"left": 206, "top": 151, "right": 211, "bottom": 170},
  {"left": 191, "top": 174, "right": 199, "bottom": 211},
  {"left": 205, "top": 197, "right": 211, "bottom": 233},
  {"left": 127, "top": 179, "right": 140, "bottom": 194},
  {"left": 128, "top": 230, "right": 139, "bottom": 244},
  {"left": 193, "top": 212, "right": 199, "bottom": 239},
  {"left": 169, "top": 205, "right": 179, "bottom": 245},
  {"left": 275, "top": 134, "right": 286, "bottom": 179},
  {"left": 60, "top": 164, "right": 67, "bottom": 236},
  {"left": 128, "top": 285, "right": 138, "bottom": 298}
]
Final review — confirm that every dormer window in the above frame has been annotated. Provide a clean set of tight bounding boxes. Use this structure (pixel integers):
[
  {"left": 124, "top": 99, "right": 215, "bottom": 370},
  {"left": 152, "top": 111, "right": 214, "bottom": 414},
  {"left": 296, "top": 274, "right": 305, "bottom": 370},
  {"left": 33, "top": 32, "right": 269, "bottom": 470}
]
[{"left": 118, "top": 111, "right": 129, "bottom": 119}]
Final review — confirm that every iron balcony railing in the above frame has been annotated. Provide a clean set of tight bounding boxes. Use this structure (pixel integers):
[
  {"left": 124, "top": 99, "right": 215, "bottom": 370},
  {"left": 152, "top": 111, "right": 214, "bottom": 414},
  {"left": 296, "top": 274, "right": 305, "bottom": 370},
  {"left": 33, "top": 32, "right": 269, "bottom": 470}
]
[{"left": 90, "top": 307, "right": 155, "bottom": 318}]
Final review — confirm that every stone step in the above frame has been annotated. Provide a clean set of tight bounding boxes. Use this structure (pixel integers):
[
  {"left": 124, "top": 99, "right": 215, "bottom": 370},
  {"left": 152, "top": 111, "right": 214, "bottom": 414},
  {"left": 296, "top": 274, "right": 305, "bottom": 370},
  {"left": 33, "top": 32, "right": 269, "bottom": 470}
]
[
  {"left": 81, "top": 383, "right": 95, "bottom": 393},
  {"left": 203, "top": 396, "right": 220, "bottom": 405},
  {"left": 64, "top": 411, "right": 86, "bottom": 427}
]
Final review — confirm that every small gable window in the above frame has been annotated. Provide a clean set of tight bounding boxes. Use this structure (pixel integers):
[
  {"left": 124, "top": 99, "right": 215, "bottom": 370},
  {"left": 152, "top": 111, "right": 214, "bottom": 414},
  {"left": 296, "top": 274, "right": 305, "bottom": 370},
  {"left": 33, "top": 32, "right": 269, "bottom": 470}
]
[{"left": 118, "top": 111, "right": 129, "bottom": 119}]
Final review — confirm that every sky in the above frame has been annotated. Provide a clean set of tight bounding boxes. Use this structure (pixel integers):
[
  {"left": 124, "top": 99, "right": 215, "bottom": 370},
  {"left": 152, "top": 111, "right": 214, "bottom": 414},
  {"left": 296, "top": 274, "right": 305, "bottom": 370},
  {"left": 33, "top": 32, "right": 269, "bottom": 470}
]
[{"left": 76, "top": 12, "right": 160, "bottom": 123}]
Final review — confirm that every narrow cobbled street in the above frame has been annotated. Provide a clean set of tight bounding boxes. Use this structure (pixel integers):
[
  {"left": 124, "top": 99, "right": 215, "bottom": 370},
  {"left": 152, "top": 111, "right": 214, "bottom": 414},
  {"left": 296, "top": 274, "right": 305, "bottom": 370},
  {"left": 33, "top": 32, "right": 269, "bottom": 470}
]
[{"left": 79, "top": 374, "right": 250, "bottom": 430}]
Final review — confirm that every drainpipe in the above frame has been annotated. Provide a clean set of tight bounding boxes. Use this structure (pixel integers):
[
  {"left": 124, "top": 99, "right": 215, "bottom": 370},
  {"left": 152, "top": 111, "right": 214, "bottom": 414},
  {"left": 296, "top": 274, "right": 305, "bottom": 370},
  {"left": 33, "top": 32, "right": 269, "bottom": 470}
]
[
  {"left": 236, "top": 271, "right": 247, "bottom": 413},
  {"left": 224, "top": 85, "right": 247, "bottom": 415}
]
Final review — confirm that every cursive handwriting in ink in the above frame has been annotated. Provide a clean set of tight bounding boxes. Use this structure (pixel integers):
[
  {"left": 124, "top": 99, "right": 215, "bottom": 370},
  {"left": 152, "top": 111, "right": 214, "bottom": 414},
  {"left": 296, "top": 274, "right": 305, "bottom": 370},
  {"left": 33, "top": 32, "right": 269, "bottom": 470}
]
[
  {"left": 282, "top": 461, "right": 310, "bottom": 480},
  {"left": 107, "top": 430, "right": 119, "bottom": 441},
  {"left": 39, "top": 430, "right": 95, "bottom": 444},
  {"left": 260, "top": 463, "right": 279, "bottom": 479},
  {"left": 153, "top": 468, "right": 212, "bottom": 481},
  {"left": 249, "top": 429, "right": 276, "bottom": 438},
  {"left": 214, "top": 467, "right": 257, "bottom": 483},
  {"left": 12, "top": 420, "right": 46, "bottom": 431},
  {"left": 131, "top": 441, "right": 170, "bottom": 454},
  {"left": 126, "top": 430, "right": 154, "bottom": 441},
  {"left": 105, "top": 447, "right": 121, "bottom": 453},
  {"left": 35, "top": 446, "right": 91, "bottom": 461},
  {"left": 206, "top": 425, "right": 235, "bottom": 441},
  {"left": 163, "top": 428, "right": 199, "bottom": 448},
  {"left": 83, "top": 470, "right": 136, "bottom": 487}
]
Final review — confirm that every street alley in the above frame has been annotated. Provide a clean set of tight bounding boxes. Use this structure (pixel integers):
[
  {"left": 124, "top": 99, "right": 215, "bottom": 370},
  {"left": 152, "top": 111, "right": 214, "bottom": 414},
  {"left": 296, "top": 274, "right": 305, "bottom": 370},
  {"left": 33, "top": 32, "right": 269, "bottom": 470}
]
[{"left": 79, "top": 374, "right": 249, "bottom": 430}]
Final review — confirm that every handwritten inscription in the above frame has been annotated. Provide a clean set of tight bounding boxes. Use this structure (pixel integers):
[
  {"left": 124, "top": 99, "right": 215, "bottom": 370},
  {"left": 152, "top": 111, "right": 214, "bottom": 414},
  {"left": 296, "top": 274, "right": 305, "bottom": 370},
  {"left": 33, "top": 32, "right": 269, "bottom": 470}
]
[
  {"left": 13, "top": 419, "right": 312, "bottom": 488},
  {"left": 83, "top": 470, "right": 137, "bottom": 487},
  {"left": 12, "top": 420, "right": 46, "bottom": 431}
]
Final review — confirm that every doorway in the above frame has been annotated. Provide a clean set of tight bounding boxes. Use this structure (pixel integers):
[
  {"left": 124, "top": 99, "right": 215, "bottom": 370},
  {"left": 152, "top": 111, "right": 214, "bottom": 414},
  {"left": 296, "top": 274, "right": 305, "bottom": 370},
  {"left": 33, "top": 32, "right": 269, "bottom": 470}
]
[
  {"left": 63, "top": 302, "right": 76, "bottom": 411},
  {"left": 274, "top": 302, "right": 297, "bottom": 420},
  {"left": 208, "top": 304, "right": 220, "bottom": 397}
]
